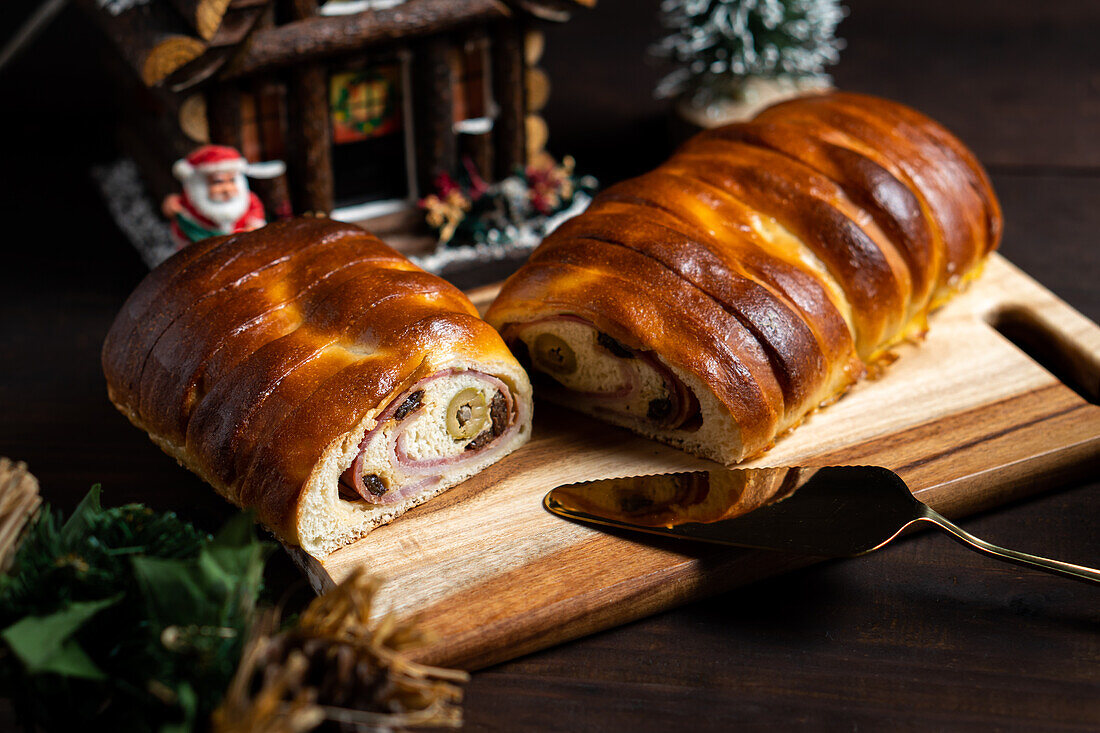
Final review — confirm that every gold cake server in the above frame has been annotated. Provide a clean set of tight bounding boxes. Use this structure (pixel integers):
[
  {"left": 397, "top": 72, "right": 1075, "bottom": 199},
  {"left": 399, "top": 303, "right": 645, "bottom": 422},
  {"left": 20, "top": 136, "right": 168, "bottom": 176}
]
[{"left": 544, "top": 466, "right": 1100, "bottom": 585}]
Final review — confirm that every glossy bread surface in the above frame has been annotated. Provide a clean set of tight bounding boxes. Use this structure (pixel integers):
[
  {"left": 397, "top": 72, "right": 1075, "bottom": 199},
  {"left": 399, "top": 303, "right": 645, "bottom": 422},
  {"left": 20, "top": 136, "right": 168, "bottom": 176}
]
[
  {"left": 102, "top": 218, "right": 522, "bottom": 542},
  {"left": 487, "top": 92, "right": 1002, "bottom": 462}
]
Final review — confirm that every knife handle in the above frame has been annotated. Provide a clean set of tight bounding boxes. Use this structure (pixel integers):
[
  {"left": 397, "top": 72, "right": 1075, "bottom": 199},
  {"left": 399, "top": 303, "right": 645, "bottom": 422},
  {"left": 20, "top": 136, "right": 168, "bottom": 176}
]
[{"left": 915, "top": 510, "right": 1100, "bottom": 586}]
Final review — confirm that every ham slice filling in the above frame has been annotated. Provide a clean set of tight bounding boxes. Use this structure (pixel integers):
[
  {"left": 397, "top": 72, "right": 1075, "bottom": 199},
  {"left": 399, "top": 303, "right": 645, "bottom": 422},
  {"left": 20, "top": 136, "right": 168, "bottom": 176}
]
[
  {"left": 504, "top": 316, "right": 700, "bottom": 431},
  {"left": 338, "top": 370, "right": 522, "bottom": 505}
]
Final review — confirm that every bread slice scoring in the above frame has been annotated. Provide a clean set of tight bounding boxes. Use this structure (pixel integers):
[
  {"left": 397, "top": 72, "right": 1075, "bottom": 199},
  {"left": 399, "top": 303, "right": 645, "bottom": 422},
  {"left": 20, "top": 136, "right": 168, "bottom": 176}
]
[{"left": 486, "top": 92, "right": 1001, "bottom": 465}]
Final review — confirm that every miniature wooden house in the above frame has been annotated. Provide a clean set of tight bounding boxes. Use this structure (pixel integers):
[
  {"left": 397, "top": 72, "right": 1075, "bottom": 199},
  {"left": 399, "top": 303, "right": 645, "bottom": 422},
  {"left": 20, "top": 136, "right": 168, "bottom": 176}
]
[{"left": 81, "top": 0, "right": 591, "bottom": 242}]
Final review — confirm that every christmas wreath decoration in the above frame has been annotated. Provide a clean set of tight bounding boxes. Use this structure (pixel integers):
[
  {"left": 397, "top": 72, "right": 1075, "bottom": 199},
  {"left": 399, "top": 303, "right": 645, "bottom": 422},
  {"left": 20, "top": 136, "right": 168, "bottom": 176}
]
[{"left": 419, "top": 154, "right": 597, "bottom": 247}]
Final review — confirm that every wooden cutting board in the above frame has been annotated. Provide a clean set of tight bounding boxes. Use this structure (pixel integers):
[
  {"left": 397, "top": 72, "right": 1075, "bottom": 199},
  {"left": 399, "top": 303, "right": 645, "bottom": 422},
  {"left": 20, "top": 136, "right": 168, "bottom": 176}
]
[{"left": 289, "top": 254, "right": 1100, "bottom": 670}]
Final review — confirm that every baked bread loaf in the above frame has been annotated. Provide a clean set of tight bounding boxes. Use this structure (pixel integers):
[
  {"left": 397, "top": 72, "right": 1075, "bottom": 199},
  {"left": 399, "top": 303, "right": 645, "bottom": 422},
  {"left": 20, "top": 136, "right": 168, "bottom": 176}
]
[
  {"left": 486, "top": 92, "right": 1001, "bottom": 465},
  {"left": 103, "top": 218, "right": 532, "bottom": 557}
]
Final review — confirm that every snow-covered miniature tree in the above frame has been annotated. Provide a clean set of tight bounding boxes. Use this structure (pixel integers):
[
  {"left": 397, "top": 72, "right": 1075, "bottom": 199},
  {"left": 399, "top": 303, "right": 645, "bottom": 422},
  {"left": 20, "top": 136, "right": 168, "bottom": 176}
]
[{"left": 653, "top": 0, "right": 847, "bottom": 124}]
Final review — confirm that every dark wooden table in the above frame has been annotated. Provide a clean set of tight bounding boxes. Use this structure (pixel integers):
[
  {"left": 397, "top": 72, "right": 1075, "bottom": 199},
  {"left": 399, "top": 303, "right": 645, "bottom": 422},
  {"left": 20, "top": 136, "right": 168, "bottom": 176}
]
[{"left": 1, "top": 0, "right": 1097, "bottom": 729}]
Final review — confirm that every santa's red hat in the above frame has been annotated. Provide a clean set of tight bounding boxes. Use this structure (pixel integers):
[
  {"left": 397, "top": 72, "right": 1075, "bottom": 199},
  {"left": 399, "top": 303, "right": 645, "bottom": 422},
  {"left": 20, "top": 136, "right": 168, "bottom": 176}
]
[{"left": 172, "top": 145, "right": 285, "bottom": 181}]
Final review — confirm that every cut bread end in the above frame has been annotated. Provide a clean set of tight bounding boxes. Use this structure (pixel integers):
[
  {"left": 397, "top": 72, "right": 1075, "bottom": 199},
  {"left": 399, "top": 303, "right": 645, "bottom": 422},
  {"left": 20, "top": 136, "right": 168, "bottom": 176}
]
[
  {"left": 295, "top": 362, "right": 532, "bottom": 558},
  {"left": 505, "top": 317, "right": 747, "bottom": 466},
  {"left": 109, "top": 364, "right": 532, "bottom": 560}
]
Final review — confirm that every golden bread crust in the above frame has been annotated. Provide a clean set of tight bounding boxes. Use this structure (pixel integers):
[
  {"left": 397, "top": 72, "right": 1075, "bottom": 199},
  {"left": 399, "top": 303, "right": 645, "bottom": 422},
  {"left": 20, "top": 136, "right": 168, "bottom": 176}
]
[
  {"left": 486, "top": 92, "right": 1001, "bottom": 463},
  {"left": 103, "top": 218, "right": 526, "bottom": 544}
]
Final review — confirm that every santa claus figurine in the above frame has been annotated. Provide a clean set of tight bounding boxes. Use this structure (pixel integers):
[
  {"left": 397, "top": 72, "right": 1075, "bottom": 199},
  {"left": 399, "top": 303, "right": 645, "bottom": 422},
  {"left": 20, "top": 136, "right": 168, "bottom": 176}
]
[{"left": 162, "top": 145, "right": 286, "bottom": 248}]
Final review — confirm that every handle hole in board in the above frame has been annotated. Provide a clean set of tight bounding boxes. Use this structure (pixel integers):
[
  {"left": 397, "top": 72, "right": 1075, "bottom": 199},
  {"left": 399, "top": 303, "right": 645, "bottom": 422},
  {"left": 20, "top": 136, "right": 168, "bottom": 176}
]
[{"left": 987, "top": 307, "right": 1099, "bottom": 405}]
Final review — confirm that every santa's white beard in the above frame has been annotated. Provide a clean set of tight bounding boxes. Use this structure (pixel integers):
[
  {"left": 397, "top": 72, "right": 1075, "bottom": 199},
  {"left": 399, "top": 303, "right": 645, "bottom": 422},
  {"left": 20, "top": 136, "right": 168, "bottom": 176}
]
[{"left": 184, "top": 174, "right": 250, "bottom": 229}]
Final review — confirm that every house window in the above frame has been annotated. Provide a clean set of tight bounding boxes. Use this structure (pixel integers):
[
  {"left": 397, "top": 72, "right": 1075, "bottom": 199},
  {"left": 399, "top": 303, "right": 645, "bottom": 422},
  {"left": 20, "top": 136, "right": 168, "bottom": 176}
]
[
  {"left": 330, "top": 66, "right": 403, "bottom": 144},
  {"left": 329, "top": 60, "right": 414, "bottom": 212},
  {"left": 451, "top": 37, "right": 495, "bottom": 134}
]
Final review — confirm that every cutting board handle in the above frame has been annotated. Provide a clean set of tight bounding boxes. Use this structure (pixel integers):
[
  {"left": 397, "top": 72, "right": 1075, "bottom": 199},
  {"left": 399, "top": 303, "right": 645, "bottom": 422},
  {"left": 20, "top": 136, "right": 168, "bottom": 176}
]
[{"left": 982, "top": 259, "right": 1100, "bottom": 404}]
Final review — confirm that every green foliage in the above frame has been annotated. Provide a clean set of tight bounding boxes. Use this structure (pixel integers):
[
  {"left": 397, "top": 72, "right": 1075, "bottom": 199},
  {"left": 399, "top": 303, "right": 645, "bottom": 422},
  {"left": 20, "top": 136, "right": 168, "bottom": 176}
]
[
  {"left": 0, "top": 596, "right": 120, "bottom": 680},
  {"left": 0, "top": 486, "right": 273, "bottom": 732}
]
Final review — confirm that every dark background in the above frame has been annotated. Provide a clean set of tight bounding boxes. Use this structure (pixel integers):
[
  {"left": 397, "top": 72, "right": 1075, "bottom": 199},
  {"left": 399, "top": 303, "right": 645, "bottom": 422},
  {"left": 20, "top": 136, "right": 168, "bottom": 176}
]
[{"left": 1, "top": 0, "right": 1098, "bottom": 729}]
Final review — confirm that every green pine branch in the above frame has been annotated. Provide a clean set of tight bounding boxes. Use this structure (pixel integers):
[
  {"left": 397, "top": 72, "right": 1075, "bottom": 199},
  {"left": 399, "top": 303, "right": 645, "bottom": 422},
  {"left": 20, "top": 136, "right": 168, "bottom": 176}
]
[{"left": 0, "top": 486, "right": 272, "bottom": 732}]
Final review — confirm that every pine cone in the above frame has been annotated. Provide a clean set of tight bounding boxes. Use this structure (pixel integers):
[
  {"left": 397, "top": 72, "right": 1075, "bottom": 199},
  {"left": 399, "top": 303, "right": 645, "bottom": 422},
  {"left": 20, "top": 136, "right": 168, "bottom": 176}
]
[{"left": 213, "top": 571, "right": 467, "bottom": 733}]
